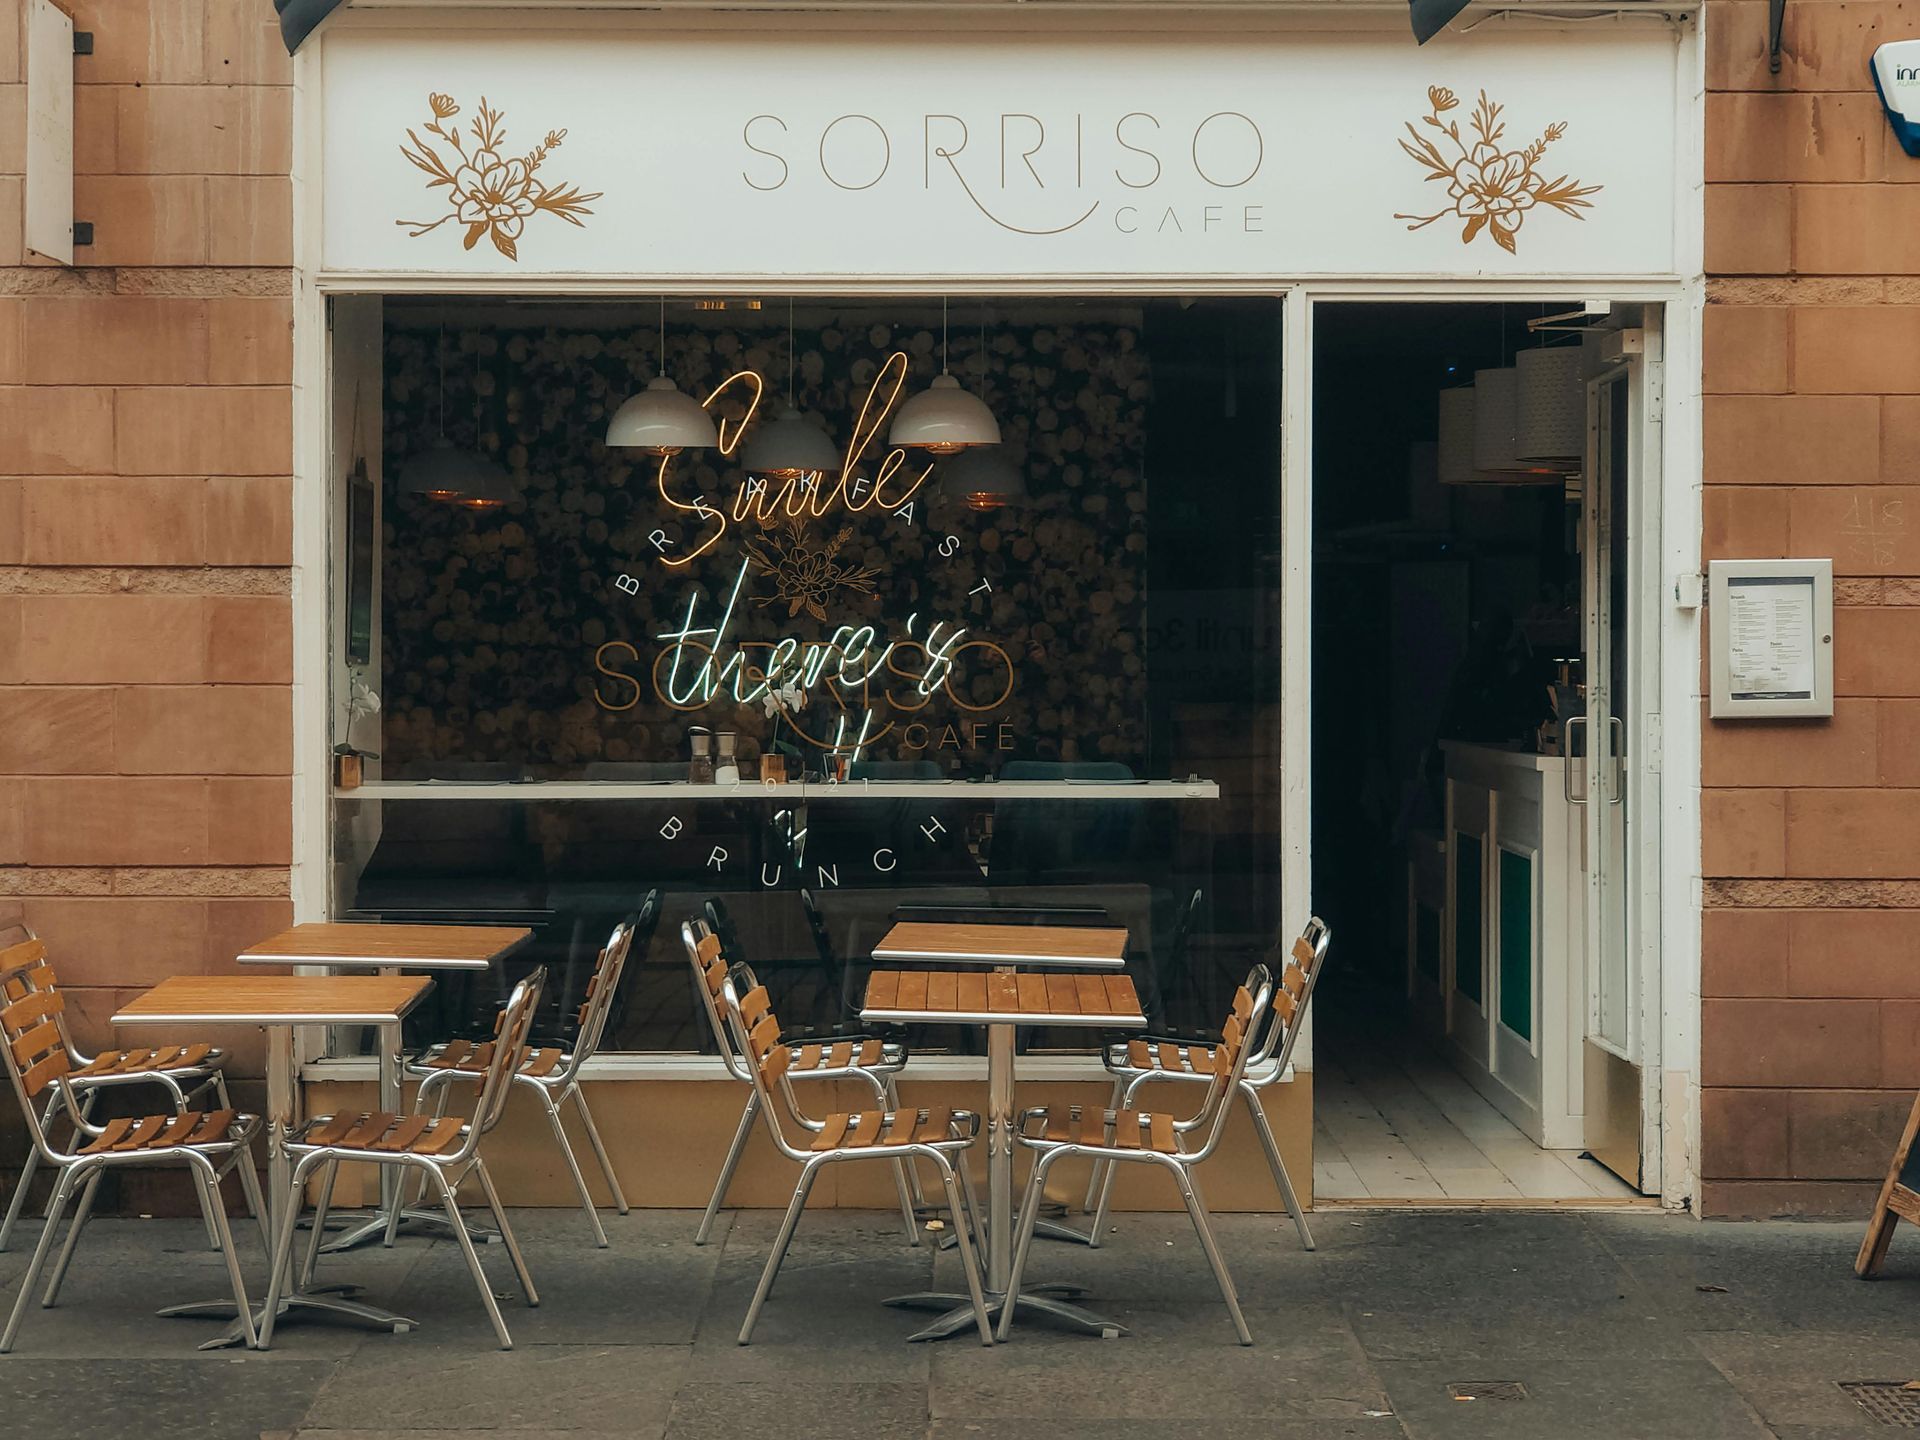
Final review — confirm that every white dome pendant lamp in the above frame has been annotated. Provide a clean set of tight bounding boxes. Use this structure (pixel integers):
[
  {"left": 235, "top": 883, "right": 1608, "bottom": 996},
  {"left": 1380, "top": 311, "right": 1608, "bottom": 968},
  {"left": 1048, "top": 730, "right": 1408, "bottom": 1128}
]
[
  {"left": 740, "top": 299, "right": 841, "bottom": 479},
  {"left": 606, "top": 297, "right": 720, "bottom": 456},
  {"left": 890, "top": 296, "right": 1001, "bottom": 455}
]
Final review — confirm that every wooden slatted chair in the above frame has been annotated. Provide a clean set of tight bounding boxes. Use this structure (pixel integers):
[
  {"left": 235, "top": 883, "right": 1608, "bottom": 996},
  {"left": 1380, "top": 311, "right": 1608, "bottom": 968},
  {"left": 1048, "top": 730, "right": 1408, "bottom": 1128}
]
[
  {"left": 1086, "top": 916, "right": 1330, "bottom": 1250},
  {"left": 405, "top": 914, "right": 636, "bottom": 1246},
  {"left": 681, "top": 918, "right": 922, "bottom": 1246},
  {"left": 716, "top": 963, "right": 993, "bottom": 1346},
  {"left": 260, "top": 969, "right": 548, "bottom": 1350},
  {"left": 1003, "top": 965, "right": 1277, "bottom": 1346},
  {"left": 0, "top": 940, "right": 267, "bottom": 1352},
  {"left": 0, "top": 926, "right": 255, "bottom": 1256}
]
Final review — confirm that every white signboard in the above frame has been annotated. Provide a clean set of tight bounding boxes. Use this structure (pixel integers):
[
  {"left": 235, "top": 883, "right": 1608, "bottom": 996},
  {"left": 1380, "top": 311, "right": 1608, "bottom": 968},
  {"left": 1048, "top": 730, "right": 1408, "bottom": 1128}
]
[
  {"left": 319, "top": 27, "right": 1682, "bottom": 280},
  {"left": 1708, "top": 559, "right": 1834, "bottom": 718}
]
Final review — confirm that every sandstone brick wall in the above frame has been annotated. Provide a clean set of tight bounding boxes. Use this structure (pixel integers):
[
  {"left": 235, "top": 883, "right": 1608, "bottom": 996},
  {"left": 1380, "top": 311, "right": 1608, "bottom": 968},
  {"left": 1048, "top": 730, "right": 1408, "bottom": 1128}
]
[
  {"left": 0, "top": 0, "right": 294, "bottom": 1091},
  {"left": 1701, "top": 0, "right": 1920, "bottom": 1216}
]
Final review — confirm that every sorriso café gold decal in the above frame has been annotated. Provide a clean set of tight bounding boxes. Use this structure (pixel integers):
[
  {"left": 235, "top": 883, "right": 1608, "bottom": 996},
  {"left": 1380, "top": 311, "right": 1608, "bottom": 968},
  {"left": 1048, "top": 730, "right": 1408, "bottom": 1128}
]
[
  {"left": 398, "top": 93, "right": 601, "bottom": 260},
  {"left": 1396, "top": 87, "right": 1601, "bottom": 254}
]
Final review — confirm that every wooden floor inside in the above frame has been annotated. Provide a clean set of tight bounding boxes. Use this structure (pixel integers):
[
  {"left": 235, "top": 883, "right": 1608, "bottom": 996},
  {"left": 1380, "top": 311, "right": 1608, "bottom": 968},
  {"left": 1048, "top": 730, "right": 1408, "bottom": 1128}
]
[{"left": 1313, "top": 1018, "right": 1644, "bottom": 1205}]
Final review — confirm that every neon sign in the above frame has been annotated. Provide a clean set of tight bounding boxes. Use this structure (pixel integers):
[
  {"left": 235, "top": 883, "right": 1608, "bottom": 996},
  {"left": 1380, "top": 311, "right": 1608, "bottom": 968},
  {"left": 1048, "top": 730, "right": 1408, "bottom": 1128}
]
[{"left": 649, "top": 351, "right": 932, "bottom": 567}]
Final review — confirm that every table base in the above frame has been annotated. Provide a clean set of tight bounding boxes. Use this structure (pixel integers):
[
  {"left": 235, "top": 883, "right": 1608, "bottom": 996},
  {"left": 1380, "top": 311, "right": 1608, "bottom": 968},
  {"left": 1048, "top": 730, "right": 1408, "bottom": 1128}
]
[
  {"left": 937, "top": 1215, "right": 1092, "bottom": 1253},
  {"left": 159, "top": 1283, "right": 418, "bottom": 1350},
  {"left": 885, "top": 1282, "right": 1126, "bottom": 1341},
  {"left": 318, "top": 1206, "right": 500, "bottom": 1253}
]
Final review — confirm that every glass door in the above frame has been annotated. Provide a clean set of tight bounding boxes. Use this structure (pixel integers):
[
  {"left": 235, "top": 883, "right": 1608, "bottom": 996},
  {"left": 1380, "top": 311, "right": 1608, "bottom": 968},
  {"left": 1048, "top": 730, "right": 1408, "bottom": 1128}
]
[{"left": 1579, "top": 356, "right": 1645, "bottom": 1189}]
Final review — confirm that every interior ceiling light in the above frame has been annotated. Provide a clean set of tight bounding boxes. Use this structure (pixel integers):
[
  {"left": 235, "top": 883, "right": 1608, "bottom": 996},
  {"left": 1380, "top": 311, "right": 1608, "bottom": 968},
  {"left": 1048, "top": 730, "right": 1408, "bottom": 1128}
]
[
  {"left": 398, "top": 324, "right": 518, "bottom": 507},
  {"left": 740, "top": 298, "right": 842, "bottom": 479},
  {"left": 1471, "top": 365, "right": 1560, "bottom": 486},
  {"left": 941, "top": 446, "right": 1028, "bottom": 512},
  {"left": 1515, "top": 341, "right": 1587, "bottom": 469},
  {"left": 606, "top": 298, "right": 720, "bottom": 455},
  {"left": 890, "top": 296, "right": 1001, "bottom": 455},
  {"left": 1435, "top": 386, "right": 1476, "bottom": 487}
]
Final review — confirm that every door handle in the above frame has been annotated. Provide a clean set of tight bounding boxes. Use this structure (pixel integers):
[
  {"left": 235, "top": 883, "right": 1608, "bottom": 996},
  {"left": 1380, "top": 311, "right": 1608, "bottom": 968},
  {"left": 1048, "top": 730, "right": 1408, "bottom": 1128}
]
[
  {"left": 1608, "top": 716, "right": 1625, "bottom": 805},
  {"left": 1562, "top": 716, "right": 1588, "bottom": 805}
]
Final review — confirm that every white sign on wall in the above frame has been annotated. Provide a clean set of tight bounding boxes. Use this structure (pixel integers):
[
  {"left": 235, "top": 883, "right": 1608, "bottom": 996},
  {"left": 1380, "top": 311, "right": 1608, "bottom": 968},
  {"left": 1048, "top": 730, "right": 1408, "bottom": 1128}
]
[{"left": 320, "top": 27, "right": 1682, "bottom": 280}]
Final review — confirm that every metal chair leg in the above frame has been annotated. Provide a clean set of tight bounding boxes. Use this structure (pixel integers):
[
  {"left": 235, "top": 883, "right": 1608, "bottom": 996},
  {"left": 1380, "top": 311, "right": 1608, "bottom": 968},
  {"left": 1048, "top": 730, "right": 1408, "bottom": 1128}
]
[
  {"left": 696, "top": 1093, "right": 758, "bottom": 1245},
  {"left": 1089, "top": 1129, "right": 1125, "bottom": 1249},
  {"left": 472, "top": 1157, "right": 538, "bottom": 1307},
  {"left": 738, "top": 1162, "right": 819, "bottom": 1345},
  {"left": 569, "top": 1083, "right": 629, "bottom": 1215},
  {"left": 232, "top": 1135, "right": 272, "bottom": 1264},
  {"left": 882, "top": 1075, "right": 930, "bottom": 1211},
  {"left": 0, "top": 1090, "right": 58, "bottom": 1253},
  {"left": 994, "top": 1150, "right": 1056, "bottom": 1343},
  {"left": 40, "top": 1167, "right": 101, "bottom": 1308},
  {"left": 3, "top": 1167, "right": 76, "bottom": 1352},
  {"left": 188, "top": 1163, "right": 225, "bottom": 1252},
  {"left": 259, "top": 1152, "right": 327, "bottom": 1350},
  {"left": 1245, "top": 1085, "right": 1313, "bottom": 1250},
  {"left": 1171, "top": 1159, "right": 1252, "bottom": 1346},
  {"left": 954, "top": 1148, "right": 989, "bottom": 1259},
  {"left": 195, "top": 1153, "right": 259, "bottom": 1351},
  {"left": 301, "top": 1159, "right": 340, "bottom": 1291},
  {"left": 930, "top": 1153, "right": 992, "bottom": 1346},
  {"left": 212, "top": 1075, "right": 270, "bottom": 1258},
  {"left": 430, "top": 1166, "right": 513, "bottom": 1349},
  {"left": 890, "top": 1146, "right": 921, "bottom": 1249},
  {"left": 1081, "top": 1077, "right": 1126, "bottom": 1212},
  {"left": 539, "top": 1086, "right": 609, "bottom": 1248}
]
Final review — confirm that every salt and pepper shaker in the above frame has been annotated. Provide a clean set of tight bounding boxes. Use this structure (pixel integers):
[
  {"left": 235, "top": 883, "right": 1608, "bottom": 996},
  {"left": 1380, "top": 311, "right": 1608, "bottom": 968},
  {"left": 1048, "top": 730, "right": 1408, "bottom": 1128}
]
[
  {"left": 688, "top": 728, "right": 714, "bottom": 784},
  {"left": 715, "top": 730, "right": 740, "bottom": 786}
]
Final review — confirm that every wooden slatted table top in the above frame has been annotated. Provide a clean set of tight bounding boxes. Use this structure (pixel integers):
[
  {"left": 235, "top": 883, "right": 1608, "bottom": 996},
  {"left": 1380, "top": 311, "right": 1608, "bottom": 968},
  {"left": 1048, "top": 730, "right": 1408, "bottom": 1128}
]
[
  {"left": 871, "top": 921, "right": 1129, "bottom": 970},
  {"left": 862, "top": 968, "right": 1146, "bottom": 1028},
  {"left": 113, "top": 974, "right": 436, "bottom": 1028},
  {"left": 237, "top": 922, "right": 532, "bottom": 970}
]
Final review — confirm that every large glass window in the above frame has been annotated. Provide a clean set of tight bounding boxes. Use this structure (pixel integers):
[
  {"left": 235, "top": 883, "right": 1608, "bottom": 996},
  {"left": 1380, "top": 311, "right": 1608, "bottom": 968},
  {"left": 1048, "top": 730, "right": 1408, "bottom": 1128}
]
[{"left": 331, "top": 296, "right": 1284, "bottom": 1056}]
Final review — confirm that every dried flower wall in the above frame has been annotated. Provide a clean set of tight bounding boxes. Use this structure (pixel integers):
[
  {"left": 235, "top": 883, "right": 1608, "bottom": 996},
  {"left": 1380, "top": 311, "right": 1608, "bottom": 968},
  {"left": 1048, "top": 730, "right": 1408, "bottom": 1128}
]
[{"left": 379, "top": 312, "right": 1153, "bottom": 775}]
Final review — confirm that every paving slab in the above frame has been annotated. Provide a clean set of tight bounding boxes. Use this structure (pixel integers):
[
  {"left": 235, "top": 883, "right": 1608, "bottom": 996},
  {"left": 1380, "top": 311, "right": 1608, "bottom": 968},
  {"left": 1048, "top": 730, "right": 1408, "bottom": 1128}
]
[
  {"left": 1689, "top": 1330, "right": 1920, "bottom": 1436},
  {"left": 665, "top": 1381, "right": 927, "bottom": 1440},
  {"left": 2, "top": 1358, "right": 332, "bottom": 1440},
  {"left": 298, "top": 1341, "right": 690, "bottom": 1431}
]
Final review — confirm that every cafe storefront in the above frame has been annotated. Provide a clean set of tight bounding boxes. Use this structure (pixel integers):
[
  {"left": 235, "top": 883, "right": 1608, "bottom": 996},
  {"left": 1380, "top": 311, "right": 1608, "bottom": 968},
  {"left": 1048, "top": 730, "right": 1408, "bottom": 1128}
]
[{"left": 291, "top": 3, "right": 1705, "bottom": 1213}]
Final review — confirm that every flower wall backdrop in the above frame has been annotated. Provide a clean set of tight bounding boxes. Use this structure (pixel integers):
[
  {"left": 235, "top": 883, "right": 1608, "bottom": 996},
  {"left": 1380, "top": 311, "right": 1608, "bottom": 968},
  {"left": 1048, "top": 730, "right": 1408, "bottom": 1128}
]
[{"left": 379, "top": 311, "right": 1153, "bottom": 775}]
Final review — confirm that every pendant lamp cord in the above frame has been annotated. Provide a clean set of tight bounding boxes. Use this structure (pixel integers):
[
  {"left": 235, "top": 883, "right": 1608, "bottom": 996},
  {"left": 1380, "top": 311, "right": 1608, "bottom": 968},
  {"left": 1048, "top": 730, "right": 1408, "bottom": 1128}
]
[
  {"left": 658, "top": 295, "right": 666, "bottom": 378},
  {"left": 788, "top": 296, "right": 797, "bottom": 408},
  {"left": 941, "top": 295, "right": 950, "bottom": 376},
  {"left": 436, "top": 322, "right": 448, "bottom": 440}
]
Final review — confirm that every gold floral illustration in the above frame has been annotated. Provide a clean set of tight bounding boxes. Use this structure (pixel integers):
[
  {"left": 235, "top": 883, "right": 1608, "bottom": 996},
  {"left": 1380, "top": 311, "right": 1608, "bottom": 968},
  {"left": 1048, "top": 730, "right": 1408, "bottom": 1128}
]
[
  {"left": 1396, "top": 87, "right": 1601, "bottom": 254},
  {"left": 745, "top": 516, "right": 882, "bottom": 622},
  {"left": 398, "top": 93, "right": 601, "bottom": 261}
]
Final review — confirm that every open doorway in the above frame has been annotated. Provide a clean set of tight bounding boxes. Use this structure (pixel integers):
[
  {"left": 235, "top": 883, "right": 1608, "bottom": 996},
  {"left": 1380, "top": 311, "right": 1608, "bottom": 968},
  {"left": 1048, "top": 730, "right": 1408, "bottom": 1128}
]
[{"left": 1308, "top": 302, "right": 1652, "bottom": 1205}]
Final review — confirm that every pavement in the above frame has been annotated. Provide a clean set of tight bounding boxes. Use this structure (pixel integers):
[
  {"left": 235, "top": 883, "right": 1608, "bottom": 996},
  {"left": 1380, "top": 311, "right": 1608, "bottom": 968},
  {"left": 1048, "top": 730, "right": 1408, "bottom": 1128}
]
[{"left": 0, "top": 1203, "right": 1916, "bottom": 1439}]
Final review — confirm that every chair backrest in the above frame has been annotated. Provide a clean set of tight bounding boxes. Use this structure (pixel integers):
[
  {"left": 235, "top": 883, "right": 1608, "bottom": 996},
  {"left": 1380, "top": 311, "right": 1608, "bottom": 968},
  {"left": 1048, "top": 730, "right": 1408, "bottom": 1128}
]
[
  {"left": 1255, "top": 916, "right": 1331, "bottom": 1073},
  {"left": 718, "top": 967, "right": 810, "bottom": 1163},
  {"left": 1189, "top": 963, "right": 1275, "bottom": 1161},
  {"left": 703, "top": 897, "right": 746, "bottom": 968},
  {"left": 469, "top": 968, "right": 545, "bottom": 1146},
  {"left": 682, "top": 919, "right": 752, "bottom": 1081},
  {"left": 0, "top": 938, "right": 81, "bottom": 1162},
  {"left": 561, "top": 913, "right": 636, "bottom": 1080}
]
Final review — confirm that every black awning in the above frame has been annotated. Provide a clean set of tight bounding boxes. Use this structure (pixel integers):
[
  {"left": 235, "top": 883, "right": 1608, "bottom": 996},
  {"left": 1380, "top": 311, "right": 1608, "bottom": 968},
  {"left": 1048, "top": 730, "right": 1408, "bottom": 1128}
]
[
  {"left": 279, "top": 0, "right": 1460, "bottom": 55},
  {"left": 278, "top": 0, "right": 347, "bottom": 52},
  {"left": 1409, "top": 0, "right": 1472, "bottom": 43}
]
